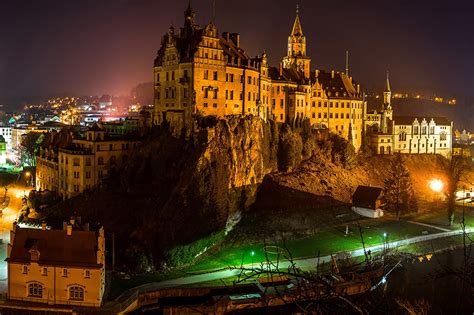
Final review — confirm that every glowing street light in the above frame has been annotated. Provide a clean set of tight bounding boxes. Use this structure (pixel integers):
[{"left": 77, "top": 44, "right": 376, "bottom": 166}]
[{"left": 429, "top": 179, "right": 444, "bottom": 192}]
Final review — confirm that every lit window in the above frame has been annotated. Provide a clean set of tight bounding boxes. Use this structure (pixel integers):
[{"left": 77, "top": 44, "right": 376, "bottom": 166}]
[
  {"left": 63, "top": 268, "right": 68, "bottom": 277},
  {"left": 69, "top": 286, "right": 84, "bottom": 301},
  {"left": 42, "top": 267, "right": 47, "bottom": 276},
  {"left": 85, "top": 270, "right": 90, "bottom": 278},
  {"left": 28, "top": 283, "right": 43, "bottom": 298},
  {"left": 22, "top": 265, "right": 28, "bottom": 274}
]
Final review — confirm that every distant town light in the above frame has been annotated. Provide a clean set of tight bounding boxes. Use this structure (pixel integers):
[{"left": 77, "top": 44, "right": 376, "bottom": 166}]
[{"left": 429, "top": 179, "right": 444, "bottom": 192}]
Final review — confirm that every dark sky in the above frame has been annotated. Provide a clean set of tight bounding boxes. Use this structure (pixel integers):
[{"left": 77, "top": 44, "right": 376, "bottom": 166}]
[{"left": 1, "top": 0, "right": 473, "bottom": 110}]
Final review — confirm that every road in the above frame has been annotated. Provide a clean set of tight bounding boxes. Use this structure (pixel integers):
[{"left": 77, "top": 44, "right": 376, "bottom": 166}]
[{"left": 0, "top": 184, "right": 33, "bottom": 293}]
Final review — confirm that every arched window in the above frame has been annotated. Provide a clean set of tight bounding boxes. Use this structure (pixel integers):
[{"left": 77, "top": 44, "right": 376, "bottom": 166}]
[
  {"left": 98, "top": 157, "right": 104, "bottom": 165},
  {"left": 28, "top": 283, "right": 43, "bottom": 298},
  {"left": 69, "top": 286, "right": 84, "bottom": 301},
  {"left": 399, "top": 132, "right": 407, "bottom": 141}
]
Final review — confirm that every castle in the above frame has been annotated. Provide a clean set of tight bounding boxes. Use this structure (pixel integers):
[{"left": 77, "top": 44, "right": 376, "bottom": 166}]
[{"left": 153, "top": 3, "right": 366, "bottom": 150}]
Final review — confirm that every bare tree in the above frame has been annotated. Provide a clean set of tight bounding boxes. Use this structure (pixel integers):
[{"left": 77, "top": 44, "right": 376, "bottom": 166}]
[{"left": 443, "top": 155, "right": 471, "bottom": 226}]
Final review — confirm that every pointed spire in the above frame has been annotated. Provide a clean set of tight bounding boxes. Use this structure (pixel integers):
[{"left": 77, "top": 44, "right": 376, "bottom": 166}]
[
  {"left": 385, "top": 71, "right": 391, "bottom": 92},
  {"left": 291, "top": 4, "right": 303, "bottom": 36}
]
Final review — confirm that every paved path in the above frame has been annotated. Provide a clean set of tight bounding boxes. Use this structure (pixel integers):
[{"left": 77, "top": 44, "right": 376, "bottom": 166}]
[
  {"left": 106, "top": 227, "right": 474, "bottom": 314},
  {"left": 407, "top": 220, "right": 451, "bottom": 232}
]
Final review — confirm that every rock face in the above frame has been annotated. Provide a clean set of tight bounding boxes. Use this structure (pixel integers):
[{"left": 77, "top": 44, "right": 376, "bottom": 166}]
[{"left": 119, "top": 116, "right": 280, "bottom": 257}]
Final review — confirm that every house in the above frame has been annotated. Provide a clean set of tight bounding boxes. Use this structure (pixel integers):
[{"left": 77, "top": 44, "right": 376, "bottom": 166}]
[
  {"left": 351, "top": 185, "right": 384, "bottom": 218},
  {"left": 6, "top": 221, "right": 105, "bottom": 307}
]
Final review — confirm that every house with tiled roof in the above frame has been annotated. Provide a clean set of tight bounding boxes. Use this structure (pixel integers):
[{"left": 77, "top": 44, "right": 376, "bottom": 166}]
[{"left": 6, "top": 221, "right": 105, "bottom": 307}]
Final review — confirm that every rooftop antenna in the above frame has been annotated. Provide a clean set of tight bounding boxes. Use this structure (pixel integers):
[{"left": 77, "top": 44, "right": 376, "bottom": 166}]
[{"left": 345, "top": 50, "right": 349, "bottom": 76}]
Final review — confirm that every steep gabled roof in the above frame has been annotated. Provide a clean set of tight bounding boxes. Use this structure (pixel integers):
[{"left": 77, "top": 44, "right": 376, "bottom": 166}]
[
  {"left": 268, "top": 66, "right": 309, "bottom": 85},
  {"left": 393, "top": 116, "right": 452, "bottom": 126},
  {"left": 291, "top": 14, "right": 303, "bottom": 36},
  {"left": 352, "top": 186, "right": 383, "bottom": 208},
  {"left": 8, "top": 227, "right": 101, "bottom": 268}
]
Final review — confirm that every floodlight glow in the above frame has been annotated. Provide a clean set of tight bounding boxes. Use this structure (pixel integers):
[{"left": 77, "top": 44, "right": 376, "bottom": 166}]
[{"left": 429, "top": 179, "right": 443, "bottom": 192}]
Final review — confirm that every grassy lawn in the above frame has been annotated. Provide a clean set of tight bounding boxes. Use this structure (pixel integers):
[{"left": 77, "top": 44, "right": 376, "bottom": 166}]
[
  {"left": 415, "top": 205, "right": 474, "bottom": 229},
  {"left": 185, "top": 219, "right": 443, "bottom": 273}
]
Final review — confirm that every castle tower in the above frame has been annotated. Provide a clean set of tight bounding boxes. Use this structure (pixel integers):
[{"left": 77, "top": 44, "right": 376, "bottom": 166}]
[
  {"left": 381, "top": 71, "right": 393, "bottom": 133},
  {"left": 383, "top": 71, "right": 392, "bottom": 108},
  {"left": 282, "top": 5, "right": 311, "bottom": 78}
]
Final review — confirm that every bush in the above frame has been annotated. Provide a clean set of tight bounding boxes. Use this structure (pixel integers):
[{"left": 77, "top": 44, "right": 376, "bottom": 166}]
[{"left": 164, "top": 230, "right": 226, "bottom": 268}]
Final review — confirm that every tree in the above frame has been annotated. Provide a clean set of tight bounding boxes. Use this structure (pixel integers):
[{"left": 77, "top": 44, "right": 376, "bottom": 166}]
[
  {"left": 443, "top": 155, "right": 471, "bottom": 226},
  {"left": 383, "top": 154, "right": 417, "bottom": 218},
  {"left": 19, "top": 132, "right": 44, "bottom": 167}
]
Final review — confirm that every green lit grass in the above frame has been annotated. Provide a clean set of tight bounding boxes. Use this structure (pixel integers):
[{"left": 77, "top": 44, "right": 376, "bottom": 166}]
[{"left": 186, "top": 219, "right": 443, "bottom": 272}]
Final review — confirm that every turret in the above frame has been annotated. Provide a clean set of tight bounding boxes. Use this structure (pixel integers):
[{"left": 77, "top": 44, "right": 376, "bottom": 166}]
[
  {"left": 383, "top": 71, "right": 392, "bottom": 108},
  {"left": 282, "top": 5, "right": 311, "bottom": 78}
]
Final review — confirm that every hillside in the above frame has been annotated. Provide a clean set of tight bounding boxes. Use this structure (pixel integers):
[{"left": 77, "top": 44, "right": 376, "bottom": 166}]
[{"left": 44, "top": 116, "right": 460, "bottom": 271}]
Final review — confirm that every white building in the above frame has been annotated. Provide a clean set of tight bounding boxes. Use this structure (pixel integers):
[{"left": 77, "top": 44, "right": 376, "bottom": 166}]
[{"left": 0, "top": 125, "right": 13, "bottom": 150}]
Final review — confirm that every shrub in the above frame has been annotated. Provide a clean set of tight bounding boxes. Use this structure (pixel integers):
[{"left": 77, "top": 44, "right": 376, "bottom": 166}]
[{"left": 164, "top": 230, "right": 226, "bottom": 267}]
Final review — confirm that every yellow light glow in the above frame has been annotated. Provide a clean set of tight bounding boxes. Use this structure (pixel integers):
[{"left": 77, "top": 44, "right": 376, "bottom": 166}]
[{"left": 429, "top": 179, "right": 444, "bottom": 192}]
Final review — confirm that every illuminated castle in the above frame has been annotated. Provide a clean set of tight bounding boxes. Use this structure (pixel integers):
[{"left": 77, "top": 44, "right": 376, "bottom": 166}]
[{"left": 153, "top": 4, "right": 366, "bottom": 150}]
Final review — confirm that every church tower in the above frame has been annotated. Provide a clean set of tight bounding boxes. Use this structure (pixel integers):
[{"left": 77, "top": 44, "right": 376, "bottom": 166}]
[
  {"left": 282, "top": 5, "right": 311, "bottom": 78},
  {"left": 383, "top": 71, "right": 392, "bottom": 107},
  {"left": 381, "top": 71, "right": 393, "bottom": 133}
]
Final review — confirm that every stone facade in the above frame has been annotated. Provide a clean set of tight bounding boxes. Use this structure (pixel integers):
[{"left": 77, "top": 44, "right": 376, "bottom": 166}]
[
  {"left": 368, "top": 74, "right": 453, "bottom": 157},
  {"left": 36, "top": 124, "right": 141, "bottom": 199},
  {"left": 153, "top": 4, "right": 366, "bottom": 150}
]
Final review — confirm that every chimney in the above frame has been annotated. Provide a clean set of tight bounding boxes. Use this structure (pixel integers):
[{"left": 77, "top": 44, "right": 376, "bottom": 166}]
[
  {"left": 41, "top": 221, "right": 47, "bottom": 231},
  {"left": 279, "top": 62, "right": 283, "bottom": 76},
  {"left": 222, "top": 32, "right": 230, "bottom": 41},
  {"left": 66, "top": 224, "right": 72, "bottom": 236},
  {"left": 230, "top": 33, "right": 240, "bottom": 48},
  {"left": 331, "top": 70, "right": 335, "bottom": 79}
]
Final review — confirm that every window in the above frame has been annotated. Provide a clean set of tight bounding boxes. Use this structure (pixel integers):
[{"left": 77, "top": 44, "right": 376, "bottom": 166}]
[
  {"left": 204, "top": 89, "right": 208, "bottom": 98},
  {"left": 204, "top": 70, "right": 208, "bottom": 80},
  {"left": 399, "top": 132, "right": 407, "bottom": 141},
  {"left": 85, "top": 270, "right": 90, "bottom": 278},
  {"left": 109, "top": 144, "right": 113, "bottom": 151},
  {"left": 230, "top": 91, "right": 234, "bottom": 100},
  {"left": 63, "top": 268, "right": 68, "bottom": 277},
  {"left": 429, "top": 126, "right": 435, "bottom": 134},
  {"left": 86, "top": 171, "right": 91, "bottom": 179},
  {"left": 73, "top": 158, "right": 80, "bottom": 166},
  {"left": 28, "top": 283, "right": 43, "bottom": 298},
  {"left": 74, "top": 185, "right": 79, "bottom": 192},
  {"left": 421, "top": 126, "right": 427, "bottom": 135},
  {"left": 213, "top": 90, "right": 218, "bottom": 99},
  {"left": 440, "top": 132, "right": 447, "bottom": 141},
  {"left": 213, "top": 71, "right": 218, "bottom": 80},
  {"left": 413, "top": 126, "right": 419, "bottom": 135},
  {"left": 23, "top": 265, "right": 28, "bottom": 274},
  {"left": 69, "top": 286, "right": 84, "bottom": 301},
  {"left": 96, "top": 144, "right": 100, "bottom": 151},
  {"left": 85, "top": 158, "right": 91, "bottom": 166},
  {"left": 74, "top": 172, "right": 79, "bottom": 179}
]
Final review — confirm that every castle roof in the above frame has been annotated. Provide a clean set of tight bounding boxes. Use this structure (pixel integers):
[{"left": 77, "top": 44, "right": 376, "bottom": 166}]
[
  {"left": 393, "top": 116, "right": 451, "bottom": 126},
  {"left": 8, "top": 226, "right": 101, "bottom": 268},
  {"left": 291, "top": 12, "right": 304, "bottom": 37},
  {"left": 313, "top": 71, "right": 361, "bottom": 100},
  {"left": 268, "top": 66, "right": 309, "bottom": 85}
]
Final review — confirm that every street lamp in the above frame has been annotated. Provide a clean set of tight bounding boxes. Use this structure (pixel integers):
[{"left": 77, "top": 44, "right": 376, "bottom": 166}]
[{"left": 429, "top": 179, "right": 444, "bottom": 192}]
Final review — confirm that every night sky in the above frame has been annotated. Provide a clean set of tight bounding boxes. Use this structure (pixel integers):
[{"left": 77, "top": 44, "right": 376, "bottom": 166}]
[{"left": 0, "top": 0, "right": 473, "bottom": 111}]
